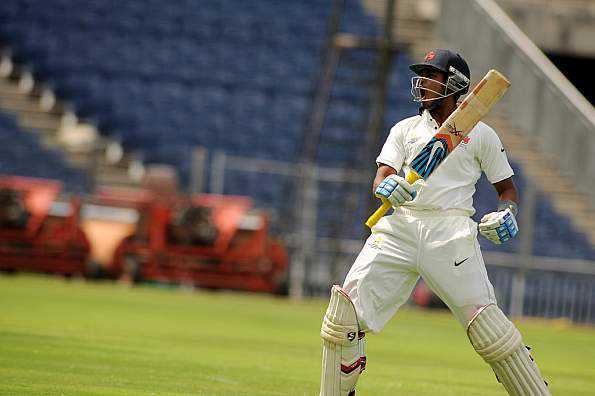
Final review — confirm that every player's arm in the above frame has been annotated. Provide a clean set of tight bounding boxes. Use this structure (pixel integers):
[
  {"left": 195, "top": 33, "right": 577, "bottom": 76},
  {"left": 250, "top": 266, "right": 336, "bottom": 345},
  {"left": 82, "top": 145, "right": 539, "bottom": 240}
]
[
  {"left": 364, "top": 122, "right": 417, "bottom": 228},
  {"left": 479, "top": 176, "right": 519, "bottom": 244},
  {"left": 373, "top": 164, "right": 396, "bottom": 192},
  {"left": 493, "top": 177, "right": 518, "bottom": 205}
]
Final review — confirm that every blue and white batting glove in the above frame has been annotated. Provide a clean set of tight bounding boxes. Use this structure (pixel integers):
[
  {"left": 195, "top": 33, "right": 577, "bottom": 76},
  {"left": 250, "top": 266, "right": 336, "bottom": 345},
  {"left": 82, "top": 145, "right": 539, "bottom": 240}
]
[
  {"left": 479, "top": 208, "right": 519, "bottom": 244},
  {"left": 375, "top": 175, "right": 417, "bottom": 207}
]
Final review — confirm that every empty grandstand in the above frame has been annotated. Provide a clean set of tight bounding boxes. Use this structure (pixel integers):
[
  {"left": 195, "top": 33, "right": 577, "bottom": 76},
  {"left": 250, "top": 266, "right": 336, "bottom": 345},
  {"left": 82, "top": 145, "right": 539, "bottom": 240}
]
[{"left": 0, "top": 0, "right": 593, "bottom": 322}]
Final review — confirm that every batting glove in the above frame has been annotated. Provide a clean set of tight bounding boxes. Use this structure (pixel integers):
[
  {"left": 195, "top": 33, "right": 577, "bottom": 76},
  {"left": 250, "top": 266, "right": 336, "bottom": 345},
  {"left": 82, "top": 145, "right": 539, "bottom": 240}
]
[
  {"left": 479, "top": 208, "right": 519, "bottom": 244},
  {"left": 375, "top": 175, "right": 417, "bottom": 207}
]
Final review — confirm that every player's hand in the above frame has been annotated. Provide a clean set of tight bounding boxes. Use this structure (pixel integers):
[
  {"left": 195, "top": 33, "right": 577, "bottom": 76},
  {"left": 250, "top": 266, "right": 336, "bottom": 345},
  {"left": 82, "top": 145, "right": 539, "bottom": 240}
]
[
  {"left": 479, "top": 208, "right": 518, "bottom": 244},
  {"left": 374, "top": 175, "right": 417, "bottom": 207}
]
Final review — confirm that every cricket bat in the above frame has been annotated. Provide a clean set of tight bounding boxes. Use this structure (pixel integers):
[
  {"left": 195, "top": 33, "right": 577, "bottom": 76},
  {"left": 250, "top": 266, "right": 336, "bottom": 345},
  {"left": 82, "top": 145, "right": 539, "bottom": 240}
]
[{"left": 365, "top": 69, "right": 510, "bottom": 228}]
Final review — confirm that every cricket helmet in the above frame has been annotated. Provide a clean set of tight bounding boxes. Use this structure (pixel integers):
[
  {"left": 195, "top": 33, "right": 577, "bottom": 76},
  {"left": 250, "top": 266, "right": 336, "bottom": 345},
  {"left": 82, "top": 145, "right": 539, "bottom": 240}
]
[{"left": 409, "top": 49, "right": 471, "bottom": 102}]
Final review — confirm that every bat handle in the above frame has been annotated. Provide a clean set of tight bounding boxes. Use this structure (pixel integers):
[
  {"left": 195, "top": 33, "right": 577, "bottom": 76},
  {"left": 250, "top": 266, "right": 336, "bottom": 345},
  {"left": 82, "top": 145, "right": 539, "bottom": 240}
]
[
  {"left": 405, "top": 171, "right": 421, "bottom": 184},
  {"left": 365, "top": 171, "right": 421, "bottom": 228},
  {"left": 365, "top": 199, "right": 392, "bottom": 228}
]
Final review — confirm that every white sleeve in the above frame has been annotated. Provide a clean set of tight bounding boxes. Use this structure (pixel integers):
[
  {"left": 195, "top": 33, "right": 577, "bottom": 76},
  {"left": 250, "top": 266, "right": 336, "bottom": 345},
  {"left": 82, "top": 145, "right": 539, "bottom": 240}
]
[
  {"left": 375, "top": 123, "right": 405, "bottom": 171},
  {"left": 478, "top": 124, "right": 514, "bottom": 183}
]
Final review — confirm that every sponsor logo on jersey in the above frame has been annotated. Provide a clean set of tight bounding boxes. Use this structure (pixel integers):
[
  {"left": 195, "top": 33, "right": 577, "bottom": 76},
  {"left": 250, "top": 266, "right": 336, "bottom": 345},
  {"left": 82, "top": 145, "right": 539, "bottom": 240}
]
[{"left": 368, "top": 234, "right": 383, "bottom": 250}]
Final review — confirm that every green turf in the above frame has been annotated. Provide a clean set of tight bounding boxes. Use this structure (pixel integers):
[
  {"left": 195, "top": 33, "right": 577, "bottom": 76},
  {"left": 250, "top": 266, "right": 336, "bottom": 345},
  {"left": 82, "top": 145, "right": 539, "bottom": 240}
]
[{"left": 1, "top": 275, "right": 594, "bottom": 395}]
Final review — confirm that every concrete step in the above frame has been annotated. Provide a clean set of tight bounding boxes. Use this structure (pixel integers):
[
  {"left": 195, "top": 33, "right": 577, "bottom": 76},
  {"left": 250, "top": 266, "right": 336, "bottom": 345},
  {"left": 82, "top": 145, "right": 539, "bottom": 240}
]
[
  {"left": 63, "top": 151, "right": 95, "bottom": 168},
  {"left": 37, "top": 133, "right": 63, "bottom": 150},
  {"left": 0, "top": 81, "right": 28, "bottom": 96},
  {"left": 17, "top": 124, "right": 58, "bottom": 136},
  {"left": 17, "top": 113, "right": 62, "bottom": 131},
  {"left": 0, "top": 97, "right": 43, "bottom": 113},
  {"left": 95, "top": 161, "right": 132, "bottom": 175},
  {"left": 94, "top": 170, "right": 140, "bottom": 188}
]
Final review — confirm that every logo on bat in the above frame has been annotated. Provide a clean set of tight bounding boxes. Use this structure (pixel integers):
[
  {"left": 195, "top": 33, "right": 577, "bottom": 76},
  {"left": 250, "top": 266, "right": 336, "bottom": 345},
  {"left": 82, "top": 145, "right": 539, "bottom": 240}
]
[
  {"left": 423, "top": 140, "right": 444, "bottom": 174},
  {"left": 410, "top": 137, "right": 448, "bottom": 178},
  {"left": 445, "top": 122, "right": 464, "bottom": 137}
]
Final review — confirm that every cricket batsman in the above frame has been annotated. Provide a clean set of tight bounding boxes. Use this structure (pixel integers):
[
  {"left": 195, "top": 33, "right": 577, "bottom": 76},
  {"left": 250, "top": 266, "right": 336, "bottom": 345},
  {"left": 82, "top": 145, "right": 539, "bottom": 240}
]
[{"left": 319, "top": 49, "right": 550, "bottom": 395}]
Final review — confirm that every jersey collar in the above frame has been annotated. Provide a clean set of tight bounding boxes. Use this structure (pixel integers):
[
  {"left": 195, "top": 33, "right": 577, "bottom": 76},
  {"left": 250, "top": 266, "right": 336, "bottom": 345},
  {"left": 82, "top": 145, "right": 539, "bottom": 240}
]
[{"left": 421, "top": 109, "right": 439, "bottom": 130}]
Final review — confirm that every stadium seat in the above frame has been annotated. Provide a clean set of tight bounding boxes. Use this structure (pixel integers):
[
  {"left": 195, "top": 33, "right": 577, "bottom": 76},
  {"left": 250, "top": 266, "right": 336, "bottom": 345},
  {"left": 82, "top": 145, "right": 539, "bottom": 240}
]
[
  {"left": 0, "top": 0, "right": 592, "bottom": 260},
  {"left": 0, "top": 112, "right": 87, "bottom": 192}
]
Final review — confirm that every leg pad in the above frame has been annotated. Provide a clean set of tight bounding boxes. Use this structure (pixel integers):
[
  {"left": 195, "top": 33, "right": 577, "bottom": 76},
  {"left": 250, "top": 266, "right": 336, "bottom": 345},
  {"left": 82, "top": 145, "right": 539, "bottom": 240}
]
[
  {"left": 320, "top": 286, "right": 366, "bottom": 396},
  {"left": 467, "top": 304, "right": 550, "bottom": 395}
]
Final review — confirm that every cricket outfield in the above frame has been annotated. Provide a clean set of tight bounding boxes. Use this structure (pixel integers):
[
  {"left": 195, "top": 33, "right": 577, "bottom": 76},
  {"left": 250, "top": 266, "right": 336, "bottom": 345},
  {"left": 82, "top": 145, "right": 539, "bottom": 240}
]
[{"left": 1, "top": 275, "right": 593, "bottom": 395}]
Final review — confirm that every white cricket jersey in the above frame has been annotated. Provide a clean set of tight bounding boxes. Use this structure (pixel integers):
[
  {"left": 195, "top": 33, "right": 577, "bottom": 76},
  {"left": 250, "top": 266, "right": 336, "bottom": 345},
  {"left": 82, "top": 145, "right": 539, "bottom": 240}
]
[{"left": 376, "top": 109, "right": 514, "bottom": 216}]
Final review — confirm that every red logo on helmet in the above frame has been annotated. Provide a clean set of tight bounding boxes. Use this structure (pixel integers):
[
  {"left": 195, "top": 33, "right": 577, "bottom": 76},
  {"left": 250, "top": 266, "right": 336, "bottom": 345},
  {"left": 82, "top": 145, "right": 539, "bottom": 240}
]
[
  {"left": 425, "top": 51, "right": 435, "bottom": 61},
  {"left": 462, "top": 137, "right": 470, "bottom": 144}
]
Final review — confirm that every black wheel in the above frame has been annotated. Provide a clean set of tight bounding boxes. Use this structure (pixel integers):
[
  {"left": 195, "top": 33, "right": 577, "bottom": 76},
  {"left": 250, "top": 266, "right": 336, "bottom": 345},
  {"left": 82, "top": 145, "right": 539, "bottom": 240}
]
[
  {"left": 122, "top": 255, "right": 143, "bottom": 283},
  {"left": 84, "top": 260, "right": 105, "bottom": 279}
]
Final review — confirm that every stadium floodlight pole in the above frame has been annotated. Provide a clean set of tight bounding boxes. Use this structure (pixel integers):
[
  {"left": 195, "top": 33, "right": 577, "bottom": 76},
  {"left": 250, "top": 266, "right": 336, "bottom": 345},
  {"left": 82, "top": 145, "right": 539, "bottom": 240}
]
[
  {"left": 363, "top": 0, "right": 397, "bottom": 226},
  {"left": 289, "top": 0, "right": 346, "bottom": 298},
  {"left": 509, "top": 178, "right": 537, "bottom": 318},
  {"left": 189, "top": 146, "right": 207, "bottom": 193}
]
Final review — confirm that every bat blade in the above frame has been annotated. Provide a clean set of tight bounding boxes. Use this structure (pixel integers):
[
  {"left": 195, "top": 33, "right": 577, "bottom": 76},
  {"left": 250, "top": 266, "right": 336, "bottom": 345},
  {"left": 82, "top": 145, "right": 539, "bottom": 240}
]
[
  {"left": 365, "top": 69, "right": 510, "bottom": 228},
  {"left": 409, "top": 69, "right": 510, "bottom": 181}
]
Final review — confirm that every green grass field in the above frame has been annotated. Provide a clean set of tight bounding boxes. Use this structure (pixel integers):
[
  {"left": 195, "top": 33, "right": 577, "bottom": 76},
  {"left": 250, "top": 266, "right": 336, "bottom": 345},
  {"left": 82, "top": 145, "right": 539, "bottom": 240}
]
[{"left": 1, "top": 275, "right": 594, "bottom": 395}]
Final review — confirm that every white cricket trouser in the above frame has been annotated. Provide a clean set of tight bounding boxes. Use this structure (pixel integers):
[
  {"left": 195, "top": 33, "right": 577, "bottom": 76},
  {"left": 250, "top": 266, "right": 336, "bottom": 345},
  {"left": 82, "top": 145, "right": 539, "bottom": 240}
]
[{"left": 343, "top": 207, "right": 497, "bottom": 332}]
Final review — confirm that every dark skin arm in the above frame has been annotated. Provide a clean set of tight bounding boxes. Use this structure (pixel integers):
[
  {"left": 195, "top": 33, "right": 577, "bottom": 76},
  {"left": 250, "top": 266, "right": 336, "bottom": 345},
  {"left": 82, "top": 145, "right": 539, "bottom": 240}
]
[
  {"left": 373, "top": 164, "right": 397, "bottom": 194},
  {"left": 493, "top": 177, "right": 518, "bottom": 205}
]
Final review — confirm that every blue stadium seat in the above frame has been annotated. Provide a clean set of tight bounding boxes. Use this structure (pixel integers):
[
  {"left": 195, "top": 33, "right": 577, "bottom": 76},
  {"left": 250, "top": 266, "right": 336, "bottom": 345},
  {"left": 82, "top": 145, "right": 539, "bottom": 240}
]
[
  {"left": 0, "top": 111, "right": 87, "bottom": 192},
  {"left": 0, "top": 0, "right": 592, "bottom": 259}
]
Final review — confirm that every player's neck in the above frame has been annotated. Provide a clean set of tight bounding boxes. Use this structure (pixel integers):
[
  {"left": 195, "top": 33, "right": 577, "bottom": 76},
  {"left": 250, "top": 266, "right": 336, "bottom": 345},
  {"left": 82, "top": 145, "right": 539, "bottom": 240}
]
[{"left": 429, "top": 102, "right": 457, "bottom": 127}]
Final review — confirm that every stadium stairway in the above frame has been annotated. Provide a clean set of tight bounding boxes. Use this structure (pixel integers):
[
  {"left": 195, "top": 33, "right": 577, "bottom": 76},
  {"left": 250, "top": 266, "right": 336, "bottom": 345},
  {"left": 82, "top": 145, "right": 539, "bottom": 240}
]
[
  {"left": 0, "top": 54, "right": 143, "bottom": 190},
  {"left": 484, "top": 110, "right": 595, "bottom": 247},
  {"left": 363, "top": 0, "right": 595, "bottom": 249},
  {"left": 362, "top": 0, "right": 437, "bottom": 59}
]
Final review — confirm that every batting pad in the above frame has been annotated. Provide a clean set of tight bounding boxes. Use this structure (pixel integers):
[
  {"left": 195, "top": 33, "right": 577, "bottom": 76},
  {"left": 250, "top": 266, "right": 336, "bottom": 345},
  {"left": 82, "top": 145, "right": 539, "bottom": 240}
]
[
  {"left": 467, "top": 304, "right": 550, "bottom": 395},
  {"left": 320, "top": 285, "right": 366, "bottom": 396}
]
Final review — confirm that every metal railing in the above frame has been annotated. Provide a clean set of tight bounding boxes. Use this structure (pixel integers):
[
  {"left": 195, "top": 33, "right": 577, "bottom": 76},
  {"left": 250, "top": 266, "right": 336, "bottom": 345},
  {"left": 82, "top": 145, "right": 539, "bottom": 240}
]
[
  {"left": 438, "top": 0, "right": 595, "bottom": 204},
  {"left": 205, "top": 152, "right": 595, "bottom": 323},
  {"left": 209, "top": 151, "right": 369, "bottom": 298}
]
